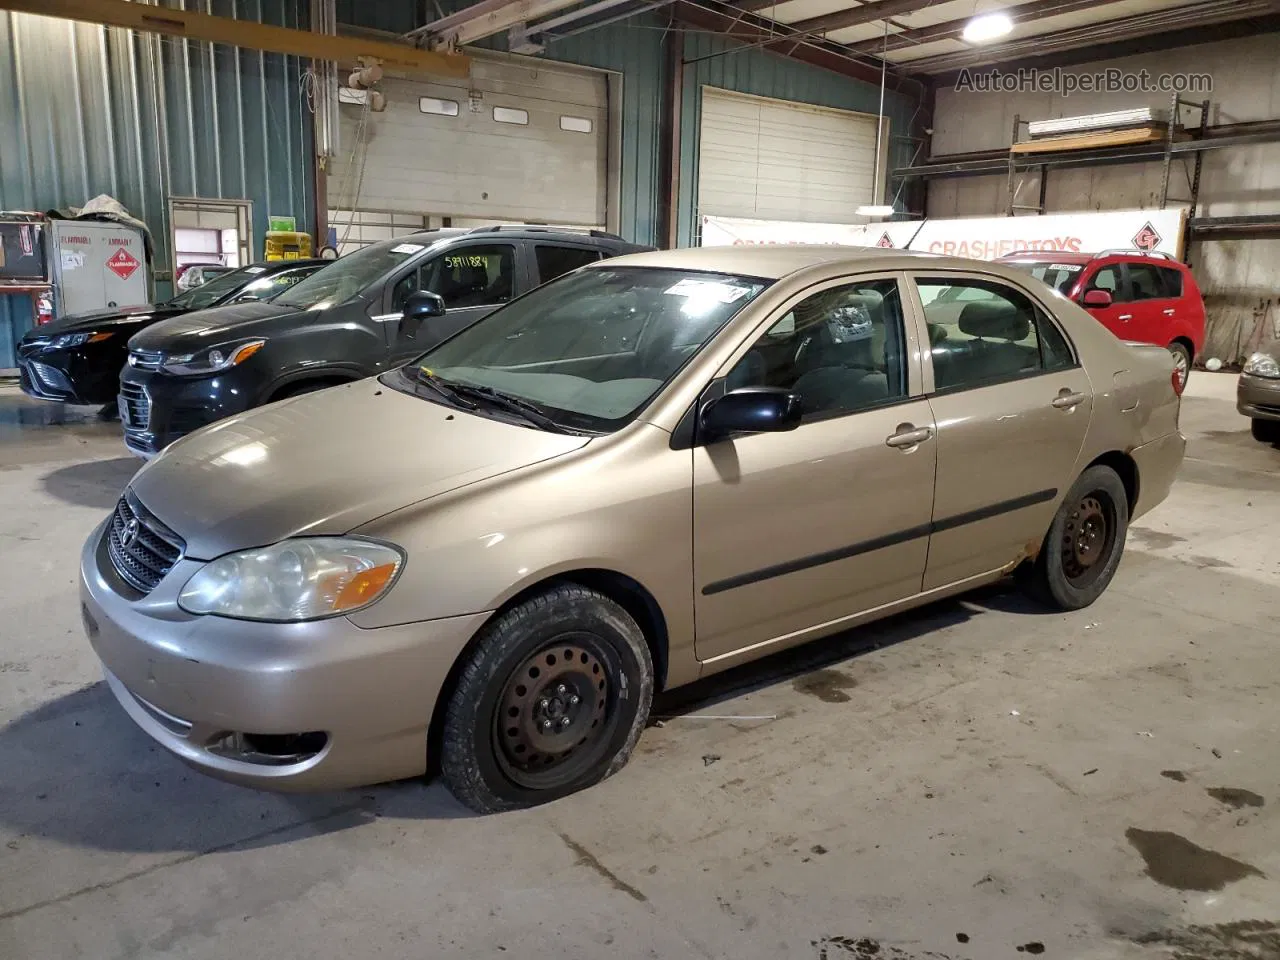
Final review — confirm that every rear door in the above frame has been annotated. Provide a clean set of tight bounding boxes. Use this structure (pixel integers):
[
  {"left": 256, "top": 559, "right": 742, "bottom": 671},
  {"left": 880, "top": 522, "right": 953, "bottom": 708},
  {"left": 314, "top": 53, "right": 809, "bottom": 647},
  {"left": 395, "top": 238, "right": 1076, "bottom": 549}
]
[
  {"left": 912, "top": 272, "right": 1091, "bottom": 590},
  {"left": 383, "top": 241, "right": 521, "bottom": 361}
]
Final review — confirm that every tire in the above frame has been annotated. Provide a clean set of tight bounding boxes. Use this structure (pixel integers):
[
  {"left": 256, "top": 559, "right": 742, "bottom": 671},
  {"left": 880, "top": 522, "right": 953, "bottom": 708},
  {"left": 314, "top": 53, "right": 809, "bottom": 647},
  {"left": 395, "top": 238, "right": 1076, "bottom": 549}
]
[
  {"left": 1168, "top": 342, "right": 1192, "bottom": 392},
  {"left": 1252, "top": 418, "right": 1280, "bottom": 444},
  {"left": 1019, "top": 465, "right": 1129, "bottom": 611},
  {"left": 441, "top": 584, "right": 654, "bottom": 814}
]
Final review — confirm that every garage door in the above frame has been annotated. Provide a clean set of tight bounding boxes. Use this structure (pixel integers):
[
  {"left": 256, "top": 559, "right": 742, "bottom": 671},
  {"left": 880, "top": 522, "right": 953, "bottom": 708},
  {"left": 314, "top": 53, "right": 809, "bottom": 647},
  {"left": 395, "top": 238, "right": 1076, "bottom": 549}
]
[
  {"left": 328, "top": 55, "right": 607, "bottom": 228},
  {"left": 697, "top": 87, "right": 884, "bottom": 225}
]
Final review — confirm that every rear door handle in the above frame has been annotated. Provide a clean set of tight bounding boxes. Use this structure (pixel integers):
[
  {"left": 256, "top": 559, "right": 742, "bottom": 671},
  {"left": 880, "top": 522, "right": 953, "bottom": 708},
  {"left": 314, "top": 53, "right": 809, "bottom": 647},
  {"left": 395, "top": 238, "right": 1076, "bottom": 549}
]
[
  {"left": 1163, "top": 308, "right": 1176, "bottom": 315},
  {"left": 1117, "top": 314, "right": 1132, "bottom": 321},
  {"left": 1052, "top": 391, "right": 1087, "bottom": 410},
  {"left": 885, "top": 424, "right": 933, "bottom": 449}
]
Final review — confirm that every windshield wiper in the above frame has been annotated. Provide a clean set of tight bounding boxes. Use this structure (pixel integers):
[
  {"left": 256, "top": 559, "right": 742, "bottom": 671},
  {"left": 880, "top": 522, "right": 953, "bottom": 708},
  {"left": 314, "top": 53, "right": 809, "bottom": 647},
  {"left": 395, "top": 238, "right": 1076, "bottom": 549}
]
[
  {"left": 411, "top": 367, "right": 478, "bottom": 409},
  {"left": 444, "top": 383, "right": 572, "bottom": 433}
]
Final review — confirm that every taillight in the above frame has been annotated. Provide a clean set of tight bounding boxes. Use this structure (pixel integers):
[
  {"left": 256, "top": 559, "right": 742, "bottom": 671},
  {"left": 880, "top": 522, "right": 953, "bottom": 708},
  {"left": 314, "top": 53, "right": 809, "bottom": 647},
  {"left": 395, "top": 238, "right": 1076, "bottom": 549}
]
[
  {"left": 1171, "top": 368, "right": 1185, "bottom": 397},
  {"left": 35, "top": 291, "right": 54, "bottom": 325}
]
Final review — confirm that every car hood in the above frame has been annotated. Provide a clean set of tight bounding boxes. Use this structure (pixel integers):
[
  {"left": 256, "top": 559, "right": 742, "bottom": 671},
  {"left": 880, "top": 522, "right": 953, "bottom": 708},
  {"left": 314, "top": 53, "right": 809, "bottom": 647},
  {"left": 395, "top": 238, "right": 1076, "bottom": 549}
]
[
  {"left": 128, "top": 379, "right": 592, "bottom": 559},
  {"left": 128, "top": 300, "right": 302, "bottom": 351},
  {"left": 24, "top": 304, "right": 183, "bottom": 339}
]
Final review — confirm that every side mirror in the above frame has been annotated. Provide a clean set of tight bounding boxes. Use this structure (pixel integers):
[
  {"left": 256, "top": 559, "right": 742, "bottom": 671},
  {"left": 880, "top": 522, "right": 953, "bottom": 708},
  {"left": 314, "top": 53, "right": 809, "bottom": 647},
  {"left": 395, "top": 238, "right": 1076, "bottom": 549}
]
[
  {"left": 1083, "top": 289, "right": 1113, "bottom": 308},
  {"left": 700, "top": 387, "right": 802, "bottom": 440},
  {"left": 403, "top": 290, "right": 446, "bottom": 321}
]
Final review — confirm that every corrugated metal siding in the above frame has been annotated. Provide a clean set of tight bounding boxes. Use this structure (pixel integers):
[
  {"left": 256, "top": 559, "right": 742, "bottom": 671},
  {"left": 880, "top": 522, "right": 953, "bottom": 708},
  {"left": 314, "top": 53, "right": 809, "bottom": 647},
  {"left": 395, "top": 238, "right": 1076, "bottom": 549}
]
[
  {"left": 0, "top": 293, "right": 33, "bottom": 371},
  {"left": 337, "top": 2, "right": 667, "bottom": 247},
  {"left": 0, "top": 1, "right": 314, "bottom": 367},
  {"left": 678, "top": 32, "right": 919, "bottom": 247}
]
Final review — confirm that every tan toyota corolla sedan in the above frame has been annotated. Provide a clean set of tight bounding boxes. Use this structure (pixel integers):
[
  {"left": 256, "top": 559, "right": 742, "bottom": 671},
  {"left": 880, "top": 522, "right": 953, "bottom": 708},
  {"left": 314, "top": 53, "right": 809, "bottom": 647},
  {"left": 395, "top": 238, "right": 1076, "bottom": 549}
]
[{"left": 80, "top": 246, "right": 1186, "bottom": 813}]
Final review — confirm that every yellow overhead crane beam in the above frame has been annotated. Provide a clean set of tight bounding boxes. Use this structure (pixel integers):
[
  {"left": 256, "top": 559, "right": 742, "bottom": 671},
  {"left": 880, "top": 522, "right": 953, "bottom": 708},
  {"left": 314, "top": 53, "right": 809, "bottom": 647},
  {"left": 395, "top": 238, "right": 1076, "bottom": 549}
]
[{"left": 0, "top": 0, "right": 470, "bottom": 77}]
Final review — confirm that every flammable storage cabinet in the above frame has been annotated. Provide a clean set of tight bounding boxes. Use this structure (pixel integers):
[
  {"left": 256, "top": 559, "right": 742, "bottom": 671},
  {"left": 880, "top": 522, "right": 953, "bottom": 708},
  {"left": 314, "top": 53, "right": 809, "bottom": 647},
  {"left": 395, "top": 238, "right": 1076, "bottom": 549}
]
[{"left": 49, "top": 220, "right": 149, "bottom": 317}]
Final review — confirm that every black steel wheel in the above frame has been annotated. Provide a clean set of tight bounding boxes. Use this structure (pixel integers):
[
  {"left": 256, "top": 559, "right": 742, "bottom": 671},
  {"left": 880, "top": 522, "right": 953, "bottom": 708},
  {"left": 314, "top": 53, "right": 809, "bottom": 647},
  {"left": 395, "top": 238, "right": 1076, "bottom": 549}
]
[
  {"left": 1019, "top": 465, "right": 1129, "bottom": 611},
  {"left": 441, "top": 584, "right": 653, "bottom": 814}
]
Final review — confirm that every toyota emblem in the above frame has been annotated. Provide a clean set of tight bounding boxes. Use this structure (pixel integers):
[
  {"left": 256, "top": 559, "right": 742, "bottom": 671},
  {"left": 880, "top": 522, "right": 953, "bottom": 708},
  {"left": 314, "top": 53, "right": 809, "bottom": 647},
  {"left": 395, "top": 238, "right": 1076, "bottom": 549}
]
[{"left": 120, "top": 517, "right": 141, "bottom": 550}]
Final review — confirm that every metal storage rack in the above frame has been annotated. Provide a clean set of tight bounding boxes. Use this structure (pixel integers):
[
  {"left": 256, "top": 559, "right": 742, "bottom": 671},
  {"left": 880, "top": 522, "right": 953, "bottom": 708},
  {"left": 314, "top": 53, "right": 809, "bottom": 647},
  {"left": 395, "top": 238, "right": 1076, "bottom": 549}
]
[{"left": 892, "top": 94, "right": 1280, "bottom": 240}]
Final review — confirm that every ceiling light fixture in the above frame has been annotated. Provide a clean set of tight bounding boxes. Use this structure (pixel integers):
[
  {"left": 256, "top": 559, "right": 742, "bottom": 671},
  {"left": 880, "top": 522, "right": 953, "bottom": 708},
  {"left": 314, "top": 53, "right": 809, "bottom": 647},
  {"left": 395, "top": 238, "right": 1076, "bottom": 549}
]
[{"left": 962, "top": 10, "right": 1013, "bottom": 43}]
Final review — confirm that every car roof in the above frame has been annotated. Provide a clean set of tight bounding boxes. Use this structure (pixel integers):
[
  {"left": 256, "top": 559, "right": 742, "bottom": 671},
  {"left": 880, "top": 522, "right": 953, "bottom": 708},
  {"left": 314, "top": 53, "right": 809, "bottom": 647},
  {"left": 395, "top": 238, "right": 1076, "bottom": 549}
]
[
  {"left": 996, "top": 252, "right": 1095, "bottom": 265},
  {"left": 248, "top": 258, "right": 328, "bottom": 271},
  {"left": 592, "top": 244, "right": 1020, "bottom": 280}
]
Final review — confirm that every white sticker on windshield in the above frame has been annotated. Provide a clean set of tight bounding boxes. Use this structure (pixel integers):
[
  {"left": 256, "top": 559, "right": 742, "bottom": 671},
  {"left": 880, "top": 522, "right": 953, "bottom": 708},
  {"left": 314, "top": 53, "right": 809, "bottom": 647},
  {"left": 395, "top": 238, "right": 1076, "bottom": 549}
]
[
  {"left": 664, "top": 278, "right": 752, "bottom": 303},
  {"left": 392, "top": 243, "right": 425, "bottom": 254},
  {"left": 1047, "top": 264, "right": 1078, "bottom": 271},
  {"left": 245, "top": 266, "right": 267, "bottom": 274}
]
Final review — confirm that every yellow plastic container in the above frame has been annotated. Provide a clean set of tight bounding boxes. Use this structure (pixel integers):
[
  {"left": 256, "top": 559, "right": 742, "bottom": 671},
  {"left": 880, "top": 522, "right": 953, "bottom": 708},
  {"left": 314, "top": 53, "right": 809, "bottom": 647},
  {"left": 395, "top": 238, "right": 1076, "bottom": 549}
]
[{"left": 264, "top": 231, "right": 313, "bottom": 261}]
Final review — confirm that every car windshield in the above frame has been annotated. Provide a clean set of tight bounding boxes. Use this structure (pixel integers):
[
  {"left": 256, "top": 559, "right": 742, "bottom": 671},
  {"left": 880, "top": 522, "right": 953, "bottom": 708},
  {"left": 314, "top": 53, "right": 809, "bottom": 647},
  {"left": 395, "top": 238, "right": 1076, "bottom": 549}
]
[
  {"left": 388, "top": 266, "right": 770, "bottom": 433},
  {"left": 166, "top": 266, "right": 264, "bottom": 310},
  {"left": 274, "top": 237, "right": 431, "bottom": 310},
  {"left": 1004, "top": 261, "right": 1083, "bottom": 295}
]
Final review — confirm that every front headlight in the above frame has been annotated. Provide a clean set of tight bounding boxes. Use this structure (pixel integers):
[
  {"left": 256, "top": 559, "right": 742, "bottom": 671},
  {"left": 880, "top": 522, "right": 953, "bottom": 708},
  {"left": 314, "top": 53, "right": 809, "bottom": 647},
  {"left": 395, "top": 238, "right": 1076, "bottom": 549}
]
[
  {"left": 1243, "top": 353, "right": 1280, "bottom": 379},
  {"left": 51, "top": 332, "right": 112, "bottom": 348},
  {"left": 178, "top": 537, "right": 404, "bottom": 622},
  {"left": 162, "top": 339, "right": 265, "bottom": 376}
]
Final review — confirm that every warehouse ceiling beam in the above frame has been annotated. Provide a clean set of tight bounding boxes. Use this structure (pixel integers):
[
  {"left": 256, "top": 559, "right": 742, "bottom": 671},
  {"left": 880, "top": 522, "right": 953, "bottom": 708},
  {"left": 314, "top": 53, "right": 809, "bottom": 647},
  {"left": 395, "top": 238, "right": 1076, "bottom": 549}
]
[
  {"left": 842, "top": 0, "right": 1118, "bottom": 55},
  {"left": 0, "top": 0, "right": 470, "bottom": 77},
  {"left": 411, "top": 0, "right": 590, "bottom": 49},
  {"left": 903, "top": 0, "right": 1280, "bottom": 72},
  {"left": 673, "top": 0, "right": 923, "bottom": 93},
  {"left": 747, "top": 0, "right": 947, "bottom": 35}
]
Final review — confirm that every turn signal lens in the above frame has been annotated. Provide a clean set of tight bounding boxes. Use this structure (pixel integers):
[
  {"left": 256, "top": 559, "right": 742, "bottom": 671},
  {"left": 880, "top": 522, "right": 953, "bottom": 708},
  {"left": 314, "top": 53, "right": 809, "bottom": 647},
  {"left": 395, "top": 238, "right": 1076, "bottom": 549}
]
[
  {"left": 88, "top": 332, "right": 113, "bottom": 343},
  {"left": 332, "top": 562, "right": 399, "bottom": 611},
  {"left": 230, "top": 340, "right": 264, "bottom": 365}
]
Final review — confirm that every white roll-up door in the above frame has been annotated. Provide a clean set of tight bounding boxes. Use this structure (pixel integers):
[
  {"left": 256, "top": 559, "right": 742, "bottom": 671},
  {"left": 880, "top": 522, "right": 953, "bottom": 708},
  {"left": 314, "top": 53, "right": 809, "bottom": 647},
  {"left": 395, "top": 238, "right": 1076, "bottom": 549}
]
[
  {"left": 697, "top": 87, "right": 885, "bottom": 225},
  {"left": 329, "top": 55, "right": 608, "bottom": 228}
]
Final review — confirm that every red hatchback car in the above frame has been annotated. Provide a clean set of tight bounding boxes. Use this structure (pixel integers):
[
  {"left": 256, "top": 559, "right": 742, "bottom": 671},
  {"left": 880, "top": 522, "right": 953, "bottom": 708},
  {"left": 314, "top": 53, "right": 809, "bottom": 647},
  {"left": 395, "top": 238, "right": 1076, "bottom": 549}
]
[{"left": 998, "top": 250, "right": 1206, "bottom": 389}]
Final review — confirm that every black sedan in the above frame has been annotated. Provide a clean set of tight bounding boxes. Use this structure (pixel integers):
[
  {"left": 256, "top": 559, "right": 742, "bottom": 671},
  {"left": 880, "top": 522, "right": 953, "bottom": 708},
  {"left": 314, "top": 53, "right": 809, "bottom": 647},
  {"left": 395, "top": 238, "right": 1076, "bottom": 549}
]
[{"left": 17, "top": 259, "right": 327, "bottom": 408}]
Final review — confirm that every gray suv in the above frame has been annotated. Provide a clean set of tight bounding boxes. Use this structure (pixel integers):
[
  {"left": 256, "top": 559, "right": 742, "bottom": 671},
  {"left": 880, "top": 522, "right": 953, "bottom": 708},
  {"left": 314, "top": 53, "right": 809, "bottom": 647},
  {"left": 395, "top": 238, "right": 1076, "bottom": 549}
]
[{"left": 120, "top": 227, "right": 650, "bottom": 456}]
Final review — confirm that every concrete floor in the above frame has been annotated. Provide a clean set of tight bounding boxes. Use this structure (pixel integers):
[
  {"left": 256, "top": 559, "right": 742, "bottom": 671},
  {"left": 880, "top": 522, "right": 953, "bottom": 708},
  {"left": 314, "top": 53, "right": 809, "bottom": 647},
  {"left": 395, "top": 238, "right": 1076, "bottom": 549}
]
[{"left": 1, "top": 373, "right": 1278, "bottom": 960}]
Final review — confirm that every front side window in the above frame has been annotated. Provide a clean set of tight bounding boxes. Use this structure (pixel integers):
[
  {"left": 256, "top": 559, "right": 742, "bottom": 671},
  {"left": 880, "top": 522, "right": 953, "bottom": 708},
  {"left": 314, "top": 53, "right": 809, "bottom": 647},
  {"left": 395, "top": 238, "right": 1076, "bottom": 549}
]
[
  {"left": 725, "top": 279, "right": 907, "bottom": 420},
  {"left": 391, "top": 245, "right": 516, "bottom": 312},
  {"left": 232, "top": 265, "right": 325, "bottom": 303},
  {"left": 276, "top": 237, "right": 433, "bottom": 310},
  {"left": 167, "top": 265, "right": 264, "bottom": 310},
  {"left": 392, "top": 267, "right": 769, "bottom": 432},
  {"left": 1084, "top": 265, "right": 1123, "bottom": 299},
  {"left": 916, "top": 277, "right": 1074, "bottom": 392}
]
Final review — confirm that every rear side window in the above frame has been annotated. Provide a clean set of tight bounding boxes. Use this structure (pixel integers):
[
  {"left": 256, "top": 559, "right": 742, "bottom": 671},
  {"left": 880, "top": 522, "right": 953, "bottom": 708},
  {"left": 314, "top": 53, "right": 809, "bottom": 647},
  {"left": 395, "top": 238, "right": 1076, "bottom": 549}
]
[
  {"left": 1159, "top": 266, "right": 1184, "bottom": 297},
  {"left": 916, "top": 277, "right": 1075, "bottom": 392},
  {"left": 535, "top": 245, "right": 602, "bottom": 284},
  {"left": 1127, "top": 263, "right": 1170, "bottom": 301}
]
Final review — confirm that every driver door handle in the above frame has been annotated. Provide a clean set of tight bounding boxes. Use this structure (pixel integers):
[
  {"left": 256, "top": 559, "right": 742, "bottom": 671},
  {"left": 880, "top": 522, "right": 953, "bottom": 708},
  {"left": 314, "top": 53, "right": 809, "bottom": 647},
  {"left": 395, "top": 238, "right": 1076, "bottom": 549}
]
[
  {"left": 885, "top": 424, "right": 933, "bottom": 449},
  {"left": 1052, "top": 391, "right": 1087, "bottom": 410},
  {"left": 1117, "top": 313, "right": 1132, "bottom": 321}
]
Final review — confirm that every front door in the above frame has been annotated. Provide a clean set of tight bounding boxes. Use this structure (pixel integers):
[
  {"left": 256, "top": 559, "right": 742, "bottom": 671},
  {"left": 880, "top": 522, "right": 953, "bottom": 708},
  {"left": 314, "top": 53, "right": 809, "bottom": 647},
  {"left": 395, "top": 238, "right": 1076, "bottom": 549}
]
[
  {"left": 912, "top": 273, "right": 1093, "bottom": 590},
  {"left": 1078, "top": 262, "right": 1132, "bottom": 339},
  {"left": 385, "top": 242, "right": 520, "bottom": 362},
  {"left": 693, "top": 275, "right": 936, "bottom": 663}
]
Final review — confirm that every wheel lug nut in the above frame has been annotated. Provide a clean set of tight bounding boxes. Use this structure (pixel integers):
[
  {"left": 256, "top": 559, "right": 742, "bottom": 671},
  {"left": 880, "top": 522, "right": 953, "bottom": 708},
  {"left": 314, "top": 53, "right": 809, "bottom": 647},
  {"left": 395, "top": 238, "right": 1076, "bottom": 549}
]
[
  {"left": 539, "top": 699, "right": 550, "bottom": 710},
  {"left": 541, "top": 720, "right": 552, "bottom": 732},
  {"left": 556, "top": 684, "right": 567, "bottom": 695},
  {"left": 559, "top": 717, "right": 571, "bottom": 728},
  {"left": 569, "top": 695, "right": 580, "bottom": 706}
]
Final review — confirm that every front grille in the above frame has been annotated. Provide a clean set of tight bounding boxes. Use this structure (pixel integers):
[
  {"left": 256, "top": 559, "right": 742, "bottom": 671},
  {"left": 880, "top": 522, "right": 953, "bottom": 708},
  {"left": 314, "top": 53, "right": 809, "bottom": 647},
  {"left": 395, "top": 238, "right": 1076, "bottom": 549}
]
[
  {"left": 106, "top": 494, "right": 184, "bottom": 595},
  {"left": 129, "top": 349, "right": 163, "bottom": 370},
  {"left": 119, "top": 382, "right": 151, "bottom": 430}
]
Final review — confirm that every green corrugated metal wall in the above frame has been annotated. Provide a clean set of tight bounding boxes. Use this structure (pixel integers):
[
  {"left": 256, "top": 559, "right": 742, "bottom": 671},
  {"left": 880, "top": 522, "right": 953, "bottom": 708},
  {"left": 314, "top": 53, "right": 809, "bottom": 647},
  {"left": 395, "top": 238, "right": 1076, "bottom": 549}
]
[
  {"left": 677, "top": 31, "right": 920, "bottom": 247},
  {"left": 0, "top": 0, "right": 314, "bottom": 368}
]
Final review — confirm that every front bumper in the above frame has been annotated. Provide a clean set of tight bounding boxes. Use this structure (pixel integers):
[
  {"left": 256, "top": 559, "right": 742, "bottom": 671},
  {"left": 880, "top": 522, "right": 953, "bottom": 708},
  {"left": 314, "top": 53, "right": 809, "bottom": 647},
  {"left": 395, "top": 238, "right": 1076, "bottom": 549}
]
[
  {"left": 119, "top": 364, "right": 257, "bottom": 457},
  {"left": 80, "top": 516, "right": 489, "bottom": 791},
  {"left": 16, "top": 342, "right": 120, "bottom": 405},
  {"left": 1237, "top": 372, "right": 1280, "bottom": 422}
]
